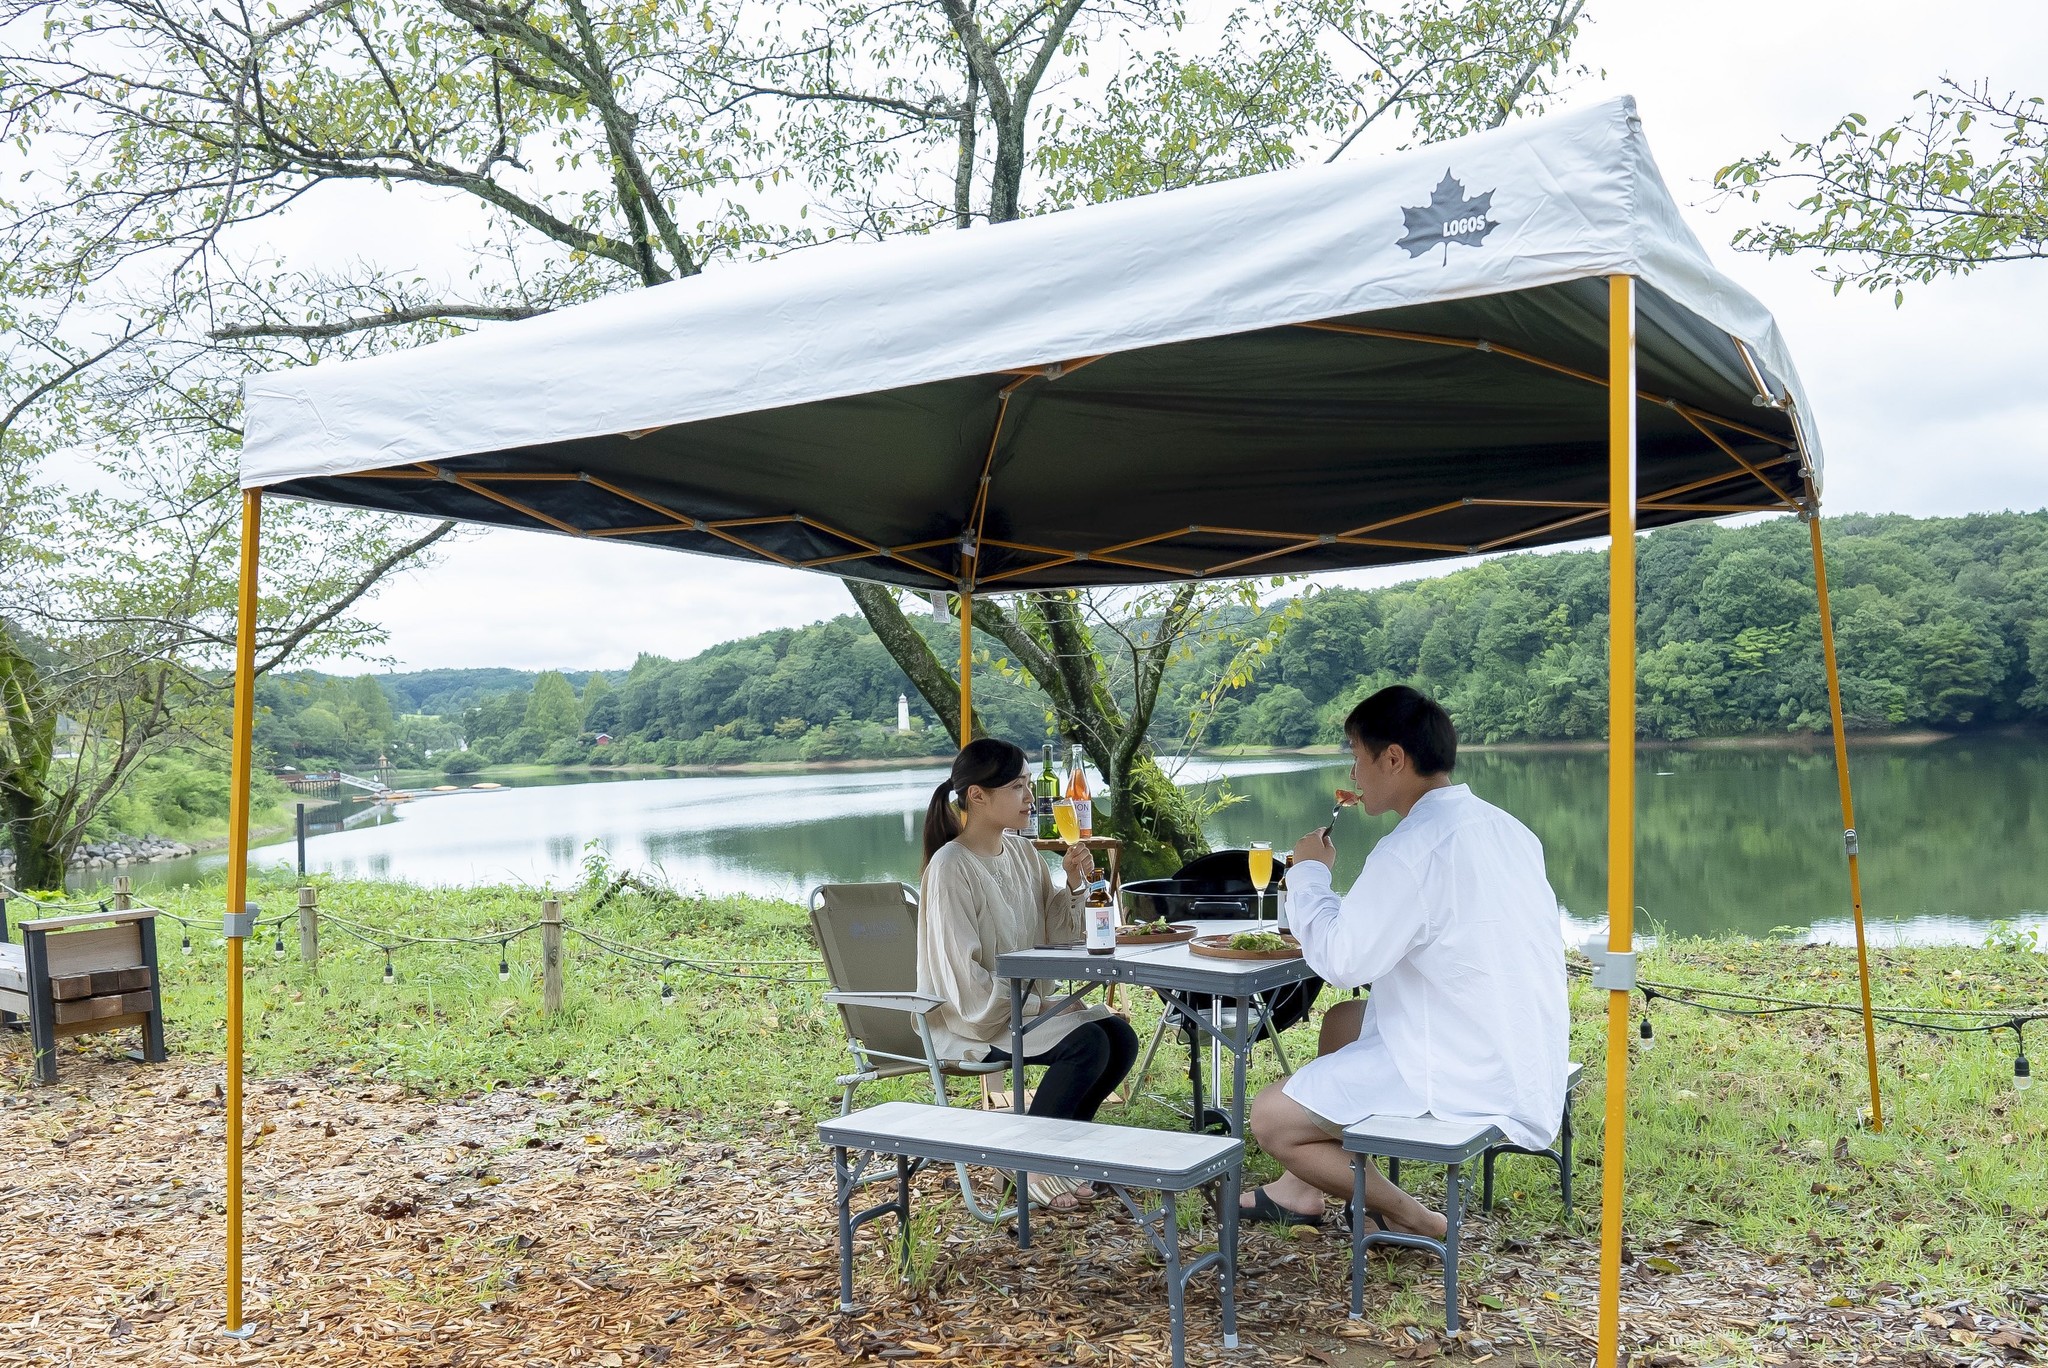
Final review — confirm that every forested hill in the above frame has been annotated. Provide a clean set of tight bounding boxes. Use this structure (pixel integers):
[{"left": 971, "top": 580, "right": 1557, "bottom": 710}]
[{"left": 256, "top": 511, "right": 2048, "bottom": 770}]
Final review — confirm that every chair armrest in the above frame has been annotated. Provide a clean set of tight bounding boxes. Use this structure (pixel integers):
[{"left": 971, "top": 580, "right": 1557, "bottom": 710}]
[{"left": 825, "top": 991, "right": 945, "bottom": 1016}]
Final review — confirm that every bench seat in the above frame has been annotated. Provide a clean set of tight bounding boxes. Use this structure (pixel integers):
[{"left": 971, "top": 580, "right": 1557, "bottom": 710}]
[{"left": 820, "top": 1101, "right": 1240, "bottom": 1368}]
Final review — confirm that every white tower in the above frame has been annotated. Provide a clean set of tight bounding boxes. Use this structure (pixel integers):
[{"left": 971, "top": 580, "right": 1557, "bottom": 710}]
[{"left": 897, "top": 693, "right": 911, "bottom": 732}]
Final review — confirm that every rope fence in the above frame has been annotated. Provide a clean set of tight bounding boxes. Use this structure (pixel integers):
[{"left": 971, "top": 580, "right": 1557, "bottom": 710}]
[{"left": 5, "top": 877, "right": 2038, "bottom": 1083}]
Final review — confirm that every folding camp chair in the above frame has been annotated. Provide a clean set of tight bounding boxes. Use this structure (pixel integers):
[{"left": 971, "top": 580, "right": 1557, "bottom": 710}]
[{"left": 808, "top": 882, "right": 1018, "bottom": 1224}]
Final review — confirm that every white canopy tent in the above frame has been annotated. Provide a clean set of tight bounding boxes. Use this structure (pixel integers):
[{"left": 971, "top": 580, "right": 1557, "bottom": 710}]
[{"left": 224, "top": 97, "right": 1878, "bottom": 1364}]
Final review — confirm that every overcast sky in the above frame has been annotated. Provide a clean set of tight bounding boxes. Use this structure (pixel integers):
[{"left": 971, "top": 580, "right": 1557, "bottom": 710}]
[{"left": 309, "top": 0, "right": 2048, "bottom": 673}]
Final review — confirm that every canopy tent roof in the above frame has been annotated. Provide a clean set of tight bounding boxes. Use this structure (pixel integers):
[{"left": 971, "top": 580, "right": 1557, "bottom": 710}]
[{"left": 241, "top": 97, "right": 1821, "bottom": 593}]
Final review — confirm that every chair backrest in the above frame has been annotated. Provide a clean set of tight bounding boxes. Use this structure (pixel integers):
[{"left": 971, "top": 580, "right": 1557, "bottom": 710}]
[{"left": 808, "top": 883, "right": 926, "bottom": 1064}]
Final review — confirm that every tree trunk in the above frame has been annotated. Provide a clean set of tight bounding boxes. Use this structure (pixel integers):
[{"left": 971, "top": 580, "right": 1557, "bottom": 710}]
[
  {"left": 846, "top": 581, "right": 981, "bottom": 742},
  {"left": 2, "top": 806, "right": 71, "bottom": 892}
]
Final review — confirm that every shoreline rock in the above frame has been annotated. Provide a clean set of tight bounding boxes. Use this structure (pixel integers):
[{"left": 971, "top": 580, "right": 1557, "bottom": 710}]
[{"left": 0, "top": 834, "right": 198, "bottom": 875}]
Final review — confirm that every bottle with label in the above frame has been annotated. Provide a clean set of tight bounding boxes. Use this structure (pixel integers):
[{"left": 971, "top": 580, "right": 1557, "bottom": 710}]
[
  {"left": 1064, "top": 745, "right": 1093, "bottom": 839},
  {"left": 1035, "top": 742, "right": 1060, "bottom": 840},
  {"left": 1084, "top": 877, "right": 1117, "bottom": 955}
]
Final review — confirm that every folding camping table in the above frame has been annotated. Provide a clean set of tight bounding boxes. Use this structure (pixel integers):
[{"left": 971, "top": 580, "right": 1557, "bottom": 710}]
[{"left": 996, "top": 920, "right": 1317, "bottom": 1138}]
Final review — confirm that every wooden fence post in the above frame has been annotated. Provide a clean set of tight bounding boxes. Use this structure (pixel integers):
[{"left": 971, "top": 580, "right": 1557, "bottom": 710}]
[
  {"left": 297, "top": 886, "right": 318, "bottom": 967},
  {"left": 541, "top": 897, "right": 563, "bottom": 1014},
  {"left": 114, "top": 875, "right": 132, "bottom": 912}
]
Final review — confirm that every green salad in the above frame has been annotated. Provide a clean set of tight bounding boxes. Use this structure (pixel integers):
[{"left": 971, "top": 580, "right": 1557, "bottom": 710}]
[
  {"left": 1228, "top": 931, "right": 1292, "bottom": 953},
  {"left": 1126, "top": 918, "right": 1176, "bottom": 936}
]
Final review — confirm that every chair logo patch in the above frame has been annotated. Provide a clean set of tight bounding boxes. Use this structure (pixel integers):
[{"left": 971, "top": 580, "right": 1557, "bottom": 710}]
[{"left": 1398, "top": 171, "right": 1499, "bottom": 263}]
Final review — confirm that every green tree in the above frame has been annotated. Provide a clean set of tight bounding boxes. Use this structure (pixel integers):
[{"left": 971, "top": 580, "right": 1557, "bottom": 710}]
[
  {"left": 1, "top": 0, "right": 1588, "bottom": 875},
  {"left": 579, "top": 674, "right": 616, "bottom": 734},
  {"left": 524, "top": 671, "right": 584, "bottom": 740},
  {"left": 1716, "top": 80, "right": 2047, "bottom": 301}
]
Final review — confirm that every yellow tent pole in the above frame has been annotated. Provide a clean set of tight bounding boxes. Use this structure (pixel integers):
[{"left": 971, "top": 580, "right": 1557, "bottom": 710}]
[
  {"left": 1808, "top": 510, "right": 1885, "bottom": 1131},
  {"left": 224, "top": 488, "right": 261, "bottom": 1333},
  {"left": 1596, "top": 274, "right": 1636, "bottom": 1368},
  {"left": 958, "top": 587, "right": 974, "bottom": 747}
]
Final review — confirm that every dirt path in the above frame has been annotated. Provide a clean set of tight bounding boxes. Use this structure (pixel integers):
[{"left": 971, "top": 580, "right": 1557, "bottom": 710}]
[{"left": 1, "top": 1053, "right": 2039, "bottom": 1367}]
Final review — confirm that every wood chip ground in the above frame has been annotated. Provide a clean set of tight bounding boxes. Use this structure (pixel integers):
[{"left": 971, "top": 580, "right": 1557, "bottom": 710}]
[{"left": 2, "top": 1050, "right": 2042, "bottom": 1367}]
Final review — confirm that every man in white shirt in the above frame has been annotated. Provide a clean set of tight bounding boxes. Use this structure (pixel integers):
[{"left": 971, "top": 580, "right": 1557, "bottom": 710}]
[{"left": 1239, "top": 686, "right": 1568, "bottom": 1236}]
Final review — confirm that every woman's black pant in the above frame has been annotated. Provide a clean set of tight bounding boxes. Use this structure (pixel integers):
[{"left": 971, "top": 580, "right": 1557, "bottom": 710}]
[{"left": 986, "top": 1016, "right": 1140, "bottom": 1123}]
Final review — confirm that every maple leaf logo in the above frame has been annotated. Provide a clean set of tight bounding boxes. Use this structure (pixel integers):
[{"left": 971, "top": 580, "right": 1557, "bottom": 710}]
[{"left": 1397, "top": 170, "right": 1499, "bottom": 263}]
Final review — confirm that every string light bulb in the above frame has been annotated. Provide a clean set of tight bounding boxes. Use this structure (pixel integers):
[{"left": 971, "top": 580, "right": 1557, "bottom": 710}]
[
  {"left": 180, "top": 931, "right": 192, "bottom": 955},
  {"left": 659, "top": 966, "right": 676, "bottom": 1009},
  {"left": 498, "top": 945, "right": 511, "bottom": 982},
  {"left": 273, "top": 932, "right": 286, "bottom": 961},
  {"left": 382, "top": 954, "right": 395, "bottom": 985},
  {"left": 1638, "top": 1016, "right": 1654, "bottom": 1052},
  {"left": 2017, "top": 1053, "right": 2032, "bottom": 1093}
]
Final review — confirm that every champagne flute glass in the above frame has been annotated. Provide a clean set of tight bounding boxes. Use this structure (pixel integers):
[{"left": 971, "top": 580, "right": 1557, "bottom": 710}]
[
  {"left": 1247, "top": 841, "right": 1273, "bottom": 920},
  {"left": 1053, "top": 798, "right": 1080, "bottom": 844}
]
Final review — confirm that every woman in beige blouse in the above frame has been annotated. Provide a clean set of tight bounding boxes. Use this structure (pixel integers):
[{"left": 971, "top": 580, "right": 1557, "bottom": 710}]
[{"left": 917, "top": 739, "right": 1140, "bottom": 1209}]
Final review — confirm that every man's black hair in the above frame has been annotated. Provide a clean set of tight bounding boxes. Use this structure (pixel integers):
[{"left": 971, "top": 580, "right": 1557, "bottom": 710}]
[{"left": 1343, "top": 685, "right": 1456, "bottom": 776}]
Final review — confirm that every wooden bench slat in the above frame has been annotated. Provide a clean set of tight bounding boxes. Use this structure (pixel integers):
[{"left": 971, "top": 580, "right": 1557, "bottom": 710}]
[
  {"left": 820, "top": 1101, "right": 1239, "bottom": 1191},
  {"left": 41, "top": 925, "right": 143, "bottom": 978},
  {"left": 49, "top": 966, "right": 153, "bottom": 1001},
  {"left": 50, "top": 990, "right": 155, "bottom": 1026},
  {"left": 53, "top": 1011, "right": 149, "bottom": 1040},
  {"left": 0, "top": 986, "right": 27, "bottom": 1016}
]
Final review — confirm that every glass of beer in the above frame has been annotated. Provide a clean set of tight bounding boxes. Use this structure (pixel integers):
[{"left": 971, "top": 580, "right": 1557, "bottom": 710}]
[
  {"left": 1248, "top": 841, "right": 1275, "bottom": 921},
  {"left": 1053, "top": 799, "right": 1081, "bottom": 843}
]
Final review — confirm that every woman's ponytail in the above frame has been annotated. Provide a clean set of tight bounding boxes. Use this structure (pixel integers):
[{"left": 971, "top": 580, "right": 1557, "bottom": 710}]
[
  {"left": 921, "top": 778, "right": 962, "bottom": 870},
  {"left": 921, "top": 738, "right": 1029, "bottom": 870}
]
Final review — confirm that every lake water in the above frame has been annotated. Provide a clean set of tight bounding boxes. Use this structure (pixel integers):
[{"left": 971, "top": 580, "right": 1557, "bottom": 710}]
[{"left": 117, "top": 742, "right": 2048, "bottom": 945}]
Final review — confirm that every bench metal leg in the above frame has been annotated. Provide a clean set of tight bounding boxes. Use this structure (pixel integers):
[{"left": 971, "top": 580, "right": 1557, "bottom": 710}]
[
  {"left": 1480, "top": 1091, "right": 1576, "bottom": 1215},
  {"left": 1560, "top": 1095, "right": 1575, "bottom": 1217},
  {"left": 1160, "top": 1191, "right": 1186, "bottom": 1368},
  {"left": 23, "top": 928, "right": 57, "bottom": 1086},
  {"left": 1443, "top": 1160, "right": 1464, "bottom": 1334},
  {"left": 1348, "top": 1157, "right": 1369, "bottom": 1318},
  {"left": 835, "top": 1146, "right": 857, "bottom": 1312},
  {"left": 137, "top": 915, "right": 167, "bottom": 1064},
  {"left": 834, "top": 1146, "right": 913, "bottom": 1314},
  {"left": 1220, "top": 1165, "right": 1240, "bottom": 1350}
]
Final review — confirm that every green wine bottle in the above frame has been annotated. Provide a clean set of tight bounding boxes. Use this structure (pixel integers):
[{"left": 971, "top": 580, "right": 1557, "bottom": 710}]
[{"left": 1035, "top": 742, "right": 1059, "bottom": 839}]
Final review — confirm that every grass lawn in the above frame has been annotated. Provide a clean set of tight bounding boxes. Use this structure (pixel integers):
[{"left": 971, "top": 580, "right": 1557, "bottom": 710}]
[{"left": 7, "top": 866, "right": 2046, "bottom": 1364}]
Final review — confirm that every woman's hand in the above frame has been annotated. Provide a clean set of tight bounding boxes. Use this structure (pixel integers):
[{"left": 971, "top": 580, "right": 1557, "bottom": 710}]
[{"left": 1062, "top": 840, "right": 1096, "bottom": 892}]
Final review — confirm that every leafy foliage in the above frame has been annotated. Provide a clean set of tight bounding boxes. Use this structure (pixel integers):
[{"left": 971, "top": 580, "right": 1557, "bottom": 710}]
[
  {"left": 1716, "top": 79, "right": 2048, "bottom": 301},
  {"left": 1179, "top": 512, "right": 2048, "bottom": 746}
]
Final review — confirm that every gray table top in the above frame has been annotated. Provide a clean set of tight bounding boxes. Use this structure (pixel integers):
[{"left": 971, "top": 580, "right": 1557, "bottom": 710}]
[{"left": 997, "top": 919, "right": 1317, "bottom": 996}]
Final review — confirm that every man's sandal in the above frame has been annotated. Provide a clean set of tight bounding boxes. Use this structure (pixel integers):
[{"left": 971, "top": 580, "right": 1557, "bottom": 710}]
[{"left": 1240, "top": 1186, "right": 1325, "bottom": 1228}]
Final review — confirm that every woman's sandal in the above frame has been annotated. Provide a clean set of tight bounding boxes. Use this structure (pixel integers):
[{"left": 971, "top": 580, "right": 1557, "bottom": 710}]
[
  {"left": 1024, "top": 1173, "right": 1097, "bottom": 1211},
  {"left": 1240, "top": 1185, "right": 1325, "bottom": 1228}
]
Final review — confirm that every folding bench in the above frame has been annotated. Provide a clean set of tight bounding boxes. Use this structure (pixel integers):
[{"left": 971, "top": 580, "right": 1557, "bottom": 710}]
[
  {"left": 1346, "top": 1062, "right": 1585, "bottom": 1331},
  {"left": 820, "top": 1101, "right": 1240, "bottom": 1368},
  {"left": 0, "top": 902, "right": 168, "bottom": 1085}
]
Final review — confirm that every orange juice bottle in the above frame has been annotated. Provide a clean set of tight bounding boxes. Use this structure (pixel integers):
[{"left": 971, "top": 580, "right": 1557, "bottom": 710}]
[{"left": 1064, "top": 745, "right": 1093, "bottom": 838}]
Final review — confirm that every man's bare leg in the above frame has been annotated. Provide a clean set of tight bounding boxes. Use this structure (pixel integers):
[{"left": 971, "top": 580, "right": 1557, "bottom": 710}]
[
  {"left": 1241, "top": 997, "right": 1373, "bottom": 1219},
  {"left": 1318, "top": 997, "right": 1365, "bottom": 1057},
  {"left": 1242, "top": 1083, "right": 1446, "bottom": 1238}
]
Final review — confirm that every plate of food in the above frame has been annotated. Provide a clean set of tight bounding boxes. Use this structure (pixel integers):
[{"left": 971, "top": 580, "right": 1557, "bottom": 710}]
[
  {"left": 1116, "top": 920, "right": 1197, "bottom": 946},
  {"left": 1189, "top": 930, "right": 1302, "bottom": 961}
]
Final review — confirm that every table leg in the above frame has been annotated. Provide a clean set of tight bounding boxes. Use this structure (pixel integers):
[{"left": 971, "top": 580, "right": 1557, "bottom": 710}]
[
  {"left": 1229, "top": 994, "right": 1251, "bottom": 1139},
  {"left": 1009, "top": 976, "right": 1030, "bottom": 1249},
  {"left": 1009, "top": 979, "right": 1026, "bottom": 1115}
]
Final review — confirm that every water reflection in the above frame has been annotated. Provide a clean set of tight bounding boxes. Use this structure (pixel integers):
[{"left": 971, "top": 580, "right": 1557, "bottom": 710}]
[{"left": 110, "top": 742, "right": 2048, "bottom": 944}]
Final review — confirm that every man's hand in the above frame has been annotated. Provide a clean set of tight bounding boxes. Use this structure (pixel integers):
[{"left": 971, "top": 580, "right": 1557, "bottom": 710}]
[
  {"left": 1062, "top": 840, "right": 1096, "bottom": 891},
  {"left": 1292, "top": 828, "right": 1335, "bottom": 870}
]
